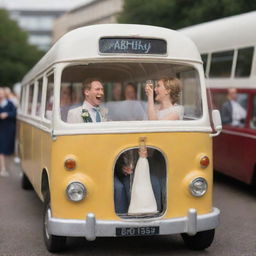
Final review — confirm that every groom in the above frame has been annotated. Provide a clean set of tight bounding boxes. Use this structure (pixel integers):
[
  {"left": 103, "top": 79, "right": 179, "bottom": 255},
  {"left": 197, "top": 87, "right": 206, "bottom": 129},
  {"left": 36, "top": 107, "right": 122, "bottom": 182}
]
[{"left": 67, "top": 78, "right": 108, "bottom": 123}]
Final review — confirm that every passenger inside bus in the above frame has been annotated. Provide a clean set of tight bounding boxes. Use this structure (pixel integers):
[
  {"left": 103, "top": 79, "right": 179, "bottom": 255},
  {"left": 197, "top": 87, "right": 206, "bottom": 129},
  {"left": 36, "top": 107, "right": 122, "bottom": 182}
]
[
  {"left": 220, "top": 88, "right": 246, "bottom": 126},
  {"left": 67, "top": 78, "right": 108, "bottom": 123},
  {"left": 124, "top": 82, "right": 137, "bottom": 100},
  {"left": 60, "top": 85, "right": 72, "bottom": 122},
  {"left": 105, "top": 81, "right": 146, "bottom": 121},
  {"left": 61, "top": 62, "right": 202, "bottom": 123},
  {"left": 45, "top": 96, "right": 53, "bottom": 120},
  {"left": 111, "top": 82, "right": 123, "bottom": 101},
  {"left": 145, "top": 77, "right": 184, "bottom": 120}
]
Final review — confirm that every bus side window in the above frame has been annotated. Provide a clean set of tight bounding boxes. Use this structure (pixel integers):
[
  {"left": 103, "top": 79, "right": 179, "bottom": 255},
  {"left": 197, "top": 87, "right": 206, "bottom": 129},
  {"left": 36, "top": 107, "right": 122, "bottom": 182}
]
[
  {"left": 235, "top": 47, "right": 254, "bottom": 77},
  {"left": 27, "top": 83, "right": 34, "bottom": 115},
  {"left": 45, "top": 74, "right": 54, "bottom": 120},
  {"left": 60, "top": 84, "right": 72, "bottom": 122},
  {"left": 19, "top": 86, "right": 24, "bottom": 113},
  {"left": 209, "top": 50, "right": 234, "bottom": 78},
  {"left": 250, "top": 95, "right": 256, "bottom": 129},
  {"left": 36, "top": 78, "right": 43, "bottom": 117}
]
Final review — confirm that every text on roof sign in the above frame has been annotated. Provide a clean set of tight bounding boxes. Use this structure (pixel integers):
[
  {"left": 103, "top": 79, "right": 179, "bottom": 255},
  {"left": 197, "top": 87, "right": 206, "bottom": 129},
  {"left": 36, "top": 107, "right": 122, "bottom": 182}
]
[{"left": 99, "top": 38, "right": 167, "bottom": 55}]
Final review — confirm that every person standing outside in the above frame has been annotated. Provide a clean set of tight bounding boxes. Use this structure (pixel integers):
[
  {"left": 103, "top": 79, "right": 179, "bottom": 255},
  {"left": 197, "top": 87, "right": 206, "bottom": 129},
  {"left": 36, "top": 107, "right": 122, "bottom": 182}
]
[
  {"left": 221, "top": 88, "right": 246, "bottom": 126},
  {"left": 4, "top": 87, "right": 19, "bottom": 107},
  {"left": 67, "top": 78, "right": 107, "bottom": 123},
  {"left": 0, "top": 87, "right": 16, "bottom": 176}
]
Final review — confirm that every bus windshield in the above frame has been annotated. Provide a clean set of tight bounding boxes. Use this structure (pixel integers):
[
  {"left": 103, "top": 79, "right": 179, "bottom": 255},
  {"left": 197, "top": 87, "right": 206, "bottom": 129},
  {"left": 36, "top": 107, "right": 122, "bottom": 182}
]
[{"left": 60, "top": 62, "right": 202, "bottom": 123}]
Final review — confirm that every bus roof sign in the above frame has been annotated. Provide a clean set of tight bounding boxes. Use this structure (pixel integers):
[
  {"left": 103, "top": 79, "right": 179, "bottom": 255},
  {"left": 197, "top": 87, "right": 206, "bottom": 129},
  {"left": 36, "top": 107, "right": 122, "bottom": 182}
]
[{"left": 99, "top": 38, "right": 167, "bottom": 55}]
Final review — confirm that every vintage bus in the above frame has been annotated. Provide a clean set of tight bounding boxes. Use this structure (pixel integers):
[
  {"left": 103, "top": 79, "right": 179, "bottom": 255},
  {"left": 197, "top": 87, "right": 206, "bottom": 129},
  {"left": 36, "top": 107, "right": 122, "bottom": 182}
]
[
  {"left": 181, "top": 11, "right": 256, "bottom": 186},
  {"left": 17, "top": 24, "right": 221, "bottom": 252}
]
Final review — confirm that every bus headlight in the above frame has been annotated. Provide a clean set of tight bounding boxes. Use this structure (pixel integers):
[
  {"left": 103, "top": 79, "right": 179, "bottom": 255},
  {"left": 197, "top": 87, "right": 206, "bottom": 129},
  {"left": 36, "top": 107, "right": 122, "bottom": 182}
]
[
  {"left": 189, "top": 177, "right": 208, "bottom": 197},
  {"left": 66, "top": 182, "right": 87, "bottom": 202}
]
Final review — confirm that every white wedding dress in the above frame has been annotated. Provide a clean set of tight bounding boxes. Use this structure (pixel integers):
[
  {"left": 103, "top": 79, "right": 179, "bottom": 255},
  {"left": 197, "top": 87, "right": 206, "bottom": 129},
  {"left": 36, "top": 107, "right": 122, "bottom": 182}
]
[
  {"left": 128, "top": 156, "right": 157, "bottom": 215},
  {"left": 156, "top": 104, "right": 184, "bottom": 120}
]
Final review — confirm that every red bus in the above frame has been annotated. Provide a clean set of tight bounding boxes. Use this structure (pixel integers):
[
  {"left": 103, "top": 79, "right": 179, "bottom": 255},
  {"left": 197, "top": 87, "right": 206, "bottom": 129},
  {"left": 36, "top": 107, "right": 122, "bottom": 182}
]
[{"left": 181, "top": 11, "right": 256, "bottom": 185}]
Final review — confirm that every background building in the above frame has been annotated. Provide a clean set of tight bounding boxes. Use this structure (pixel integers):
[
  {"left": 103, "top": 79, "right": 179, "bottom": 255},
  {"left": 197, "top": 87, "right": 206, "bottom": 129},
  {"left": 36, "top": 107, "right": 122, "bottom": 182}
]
[
  {"left": 53, "top": 0, "right": 123, "bottom": 43},
  {"left": 0, "top": 0, "right": 90, "bottom": 51}
]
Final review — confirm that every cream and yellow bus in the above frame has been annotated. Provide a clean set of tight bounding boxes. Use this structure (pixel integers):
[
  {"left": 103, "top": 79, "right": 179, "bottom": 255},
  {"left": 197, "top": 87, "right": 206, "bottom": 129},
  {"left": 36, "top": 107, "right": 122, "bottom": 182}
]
[{"left": 17, "top": 24, "right": 221, "bottom": 252}]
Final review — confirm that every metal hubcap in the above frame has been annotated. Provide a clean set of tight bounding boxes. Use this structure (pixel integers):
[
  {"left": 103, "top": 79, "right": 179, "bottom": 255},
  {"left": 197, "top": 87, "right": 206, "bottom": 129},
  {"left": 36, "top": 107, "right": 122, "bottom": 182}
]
[{"left": 44, "top": 207, "right": 50, "bottom": 240}]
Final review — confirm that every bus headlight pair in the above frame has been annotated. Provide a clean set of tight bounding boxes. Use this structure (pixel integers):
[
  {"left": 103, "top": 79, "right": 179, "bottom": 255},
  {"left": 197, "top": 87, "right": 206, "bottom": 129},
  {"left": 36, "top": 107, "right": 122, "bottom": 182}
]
[
  {"left": 189, "top": 177, "right": 208, "bottom": 197},
  {"left": 66, "top": 182, "right": 87, "bottom": 202},
  {"left": 66, "top": 178, "right": 208, "bottom": 201}
]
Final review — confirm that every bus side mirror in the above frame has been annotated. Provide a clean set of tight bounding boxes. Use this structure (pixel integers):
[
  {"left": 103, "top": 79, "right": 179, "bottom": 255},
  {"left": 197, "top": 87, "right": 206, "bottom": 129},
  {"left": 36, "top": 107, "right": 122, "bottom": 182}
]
[{"left": 210, "top": 109, "right": 222, "bottom": 137}]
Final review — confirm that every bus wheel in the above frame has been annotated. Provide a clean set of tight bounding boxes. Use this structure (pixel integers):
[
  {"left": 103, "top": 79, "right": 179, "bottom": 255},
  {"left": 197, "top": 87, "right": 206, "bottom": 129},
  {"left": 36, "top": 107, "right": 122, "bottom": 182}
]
[
  {"left": 43, "top": 194, "right": 66, "bottom": 252},
  {"left": 181, "top": 229, "right": 215, "bottom": 250},
  {"left": 21, "top": 173, "right": 32, "bottom": 190}
]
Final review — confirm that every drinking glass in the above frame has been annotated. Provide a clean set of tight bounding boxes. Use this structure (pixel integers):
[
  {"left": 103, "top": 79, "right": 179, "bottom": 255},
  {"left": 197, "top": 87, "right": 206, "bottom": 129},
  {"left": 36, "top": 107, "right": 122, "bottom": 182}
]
[{"left": 146, "top": 80, "right": 154, "bottom": 89}]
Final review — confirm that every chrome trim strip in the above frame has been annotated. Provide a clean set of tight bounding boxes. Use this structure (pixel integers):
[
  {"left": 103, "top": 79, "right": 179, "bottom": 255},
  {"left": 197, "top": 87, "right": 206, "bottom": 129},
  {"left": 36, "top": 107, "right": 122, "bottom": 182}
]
[
  {"left": 52, "top": 126, "right": 212, "bottom": 136},
  {"left": 222, "top": 129, "right": 256, "bottom": 139},
  {"left": 47, "top": 207, "right": 220, "bottom": 239}
]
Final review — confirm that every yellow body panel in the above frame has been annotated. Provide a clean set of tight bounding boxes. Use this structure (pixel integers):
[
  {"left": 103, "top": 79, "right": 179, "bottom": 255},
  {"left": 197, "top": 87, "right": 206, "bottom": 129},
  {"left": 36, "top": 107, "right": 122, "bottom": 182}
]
[
  {"left": 18, "top": 119, "right": 213, "bottom": 221},
  {"left": 18, "top": 121, "right": 52, "bottom": 200}
]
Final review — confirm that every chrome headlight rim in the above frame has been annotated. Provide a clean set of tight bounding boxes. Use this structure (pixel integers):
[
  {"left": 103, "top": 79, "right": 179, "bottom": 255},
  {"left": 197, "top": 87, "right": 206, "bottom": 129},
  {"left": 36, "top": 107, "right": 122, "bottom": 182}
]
[
  {"left": 189, "top": 177, "right": 208, "bottom": 197},
  {"left": 66, "top": 182, "right": 87, "bottom": 202}
]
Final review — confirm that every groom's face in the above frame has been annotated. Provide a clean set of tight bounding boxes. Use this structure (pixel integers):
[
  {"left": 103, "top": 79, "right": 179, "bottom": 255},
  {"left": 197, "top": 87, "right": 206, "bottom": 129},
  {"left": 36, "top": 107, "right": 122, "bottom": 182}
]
[{"left": 84, "top": 81, "right": 104, "bottom": 106}]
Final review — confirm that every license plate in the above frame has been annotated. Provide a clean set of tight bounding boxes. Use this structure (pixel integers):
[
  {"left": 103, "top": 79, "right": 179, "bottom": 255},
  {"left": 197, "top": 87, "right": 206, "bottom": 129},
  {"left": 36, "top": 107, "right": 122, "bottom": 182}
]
[{"left": 116, "top": 226, "right": 159, "bottom": 236}]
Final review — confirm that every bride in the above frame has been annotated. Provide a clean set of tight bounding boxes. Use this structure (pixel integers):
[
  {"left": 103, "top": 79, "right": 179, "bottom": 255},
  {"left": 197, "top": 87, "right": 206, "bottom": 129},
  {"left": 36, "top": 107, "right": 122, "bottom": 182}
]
[{"left": 145, "top": 77, "right": 184, "bottom": 120}]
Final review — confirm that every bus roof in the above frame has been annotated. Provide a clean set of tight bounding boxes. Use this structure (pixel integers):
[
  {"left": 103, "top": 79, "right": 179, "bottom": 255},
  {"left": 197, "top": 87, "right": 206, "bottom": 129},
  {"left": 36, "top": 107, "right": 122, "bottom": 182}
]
[
  {"left": 22, "top": 24, "right": 201, "bottom": 84},
  {"left": 180, "top": 11, "right": 256, "bottom": 53}
]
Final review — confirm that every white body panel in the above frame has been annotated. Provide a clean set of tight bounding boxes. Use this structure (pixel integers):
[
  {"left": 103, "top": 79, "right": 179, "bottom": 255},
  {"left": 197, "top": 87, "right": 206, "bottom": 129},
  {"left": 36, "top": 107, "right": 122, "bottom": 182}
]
[{"left": 181, "top": 11, "right": 256, "bottom": 88}]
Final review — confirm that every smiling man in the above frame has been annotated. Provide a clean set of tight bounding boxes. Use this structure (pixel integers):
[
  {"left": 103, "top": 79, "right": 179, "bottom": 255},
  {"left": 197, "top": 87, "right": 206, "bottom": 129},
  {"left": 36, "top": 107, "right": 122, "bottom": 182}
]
[{"left": 67, "top": 78, "right": 108, "bottom": 123}]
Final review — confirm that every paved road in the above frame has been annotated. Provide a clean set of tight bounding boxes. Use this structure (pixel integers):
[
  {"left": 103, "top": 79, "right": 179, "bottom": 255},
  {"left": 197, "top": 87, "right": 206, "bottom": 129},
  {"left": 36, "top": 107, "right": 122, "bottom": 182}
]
[{"left": 0, "top": 156, "right": 256, "bottom": 256}]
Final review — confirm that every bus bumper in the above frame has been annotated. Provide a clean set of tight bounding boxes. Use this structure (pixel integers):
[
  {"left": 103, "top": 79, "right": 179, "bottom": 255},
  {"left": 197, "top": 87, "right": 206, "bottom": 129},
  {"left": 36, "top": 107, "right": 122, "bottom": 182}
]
[{"left": 47, "top": 207, "right": 220, "bottom": 241}]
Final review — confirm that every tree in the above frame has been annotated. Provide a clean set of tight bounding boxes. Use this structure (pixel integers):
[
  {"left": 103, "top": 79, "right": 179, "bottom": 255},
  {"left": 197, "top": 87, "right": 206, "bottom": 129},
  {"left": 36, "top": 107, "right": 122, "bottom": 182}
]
[
  {"left": 0, "top": 9, "right": 44, "bottom": 87},
  {"left": 118, "top": 0, "right": 256, "bottom": 29}
]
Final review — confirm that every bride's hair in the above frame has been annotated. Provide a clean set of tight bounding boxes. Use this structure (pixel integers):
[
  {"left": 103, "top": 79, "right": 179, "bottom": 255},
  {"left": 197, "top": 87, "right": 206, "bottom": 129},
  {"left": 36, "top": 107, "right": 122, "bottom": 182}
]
[{"left": 160, "top": 77, "right": 181, "bottom": 104}]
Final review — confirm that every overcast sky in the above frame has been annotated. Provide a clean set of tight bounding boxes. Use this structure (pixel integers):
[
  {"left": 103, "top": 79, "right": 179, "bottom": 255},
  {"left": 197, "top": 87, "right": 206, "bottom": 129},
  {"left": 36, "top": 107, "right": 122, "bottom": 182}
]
[{"left": 0, "top": 0, "right": 93, "bottom": 11}]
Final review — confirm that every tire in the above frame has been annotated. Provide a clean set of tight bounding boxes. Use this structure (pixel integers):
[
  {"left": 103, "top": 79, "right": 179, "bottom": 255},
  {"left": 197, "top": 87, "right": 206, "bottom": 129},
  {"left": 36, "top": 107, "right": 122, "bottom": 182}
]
[
  {"left": 181, "top": 229, "right": 215, "bottom": 250},
  {"left": 21, "top": 173, "right": 33, "bottom": 190},
  {"left": 43, "top": 193, "right": 67, "bottom": 252}
]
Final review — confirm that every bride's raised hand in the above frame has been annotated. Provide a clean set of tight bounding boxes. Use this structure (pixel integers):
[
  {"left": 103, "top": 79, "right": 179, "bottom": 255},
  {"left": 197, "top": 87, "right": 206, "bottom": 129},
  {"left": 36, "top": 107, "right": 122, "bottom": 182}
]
[{"left": 145, "top": 80, "right": 154, "bottom": 98}]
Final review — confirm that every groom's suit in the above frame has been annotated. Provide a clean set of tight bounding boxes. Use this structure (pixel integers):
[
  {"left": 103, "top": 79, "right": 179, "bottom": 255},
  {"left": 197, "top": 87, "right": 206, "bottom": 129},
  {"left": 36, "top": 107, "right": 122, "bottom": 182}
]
[{"left": 67, "top": 102, "right": 108, "bottom": 123}]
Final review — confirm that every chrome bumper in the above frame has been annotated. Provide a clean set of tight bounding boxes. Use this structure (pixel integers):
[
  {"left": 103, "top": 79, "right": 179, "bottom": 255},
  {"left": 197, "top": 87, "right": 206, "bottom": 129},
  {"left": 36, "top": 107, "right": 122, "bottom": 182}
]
[{"left": 47, "top": 207, "right": 220, "bottom": 241}]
